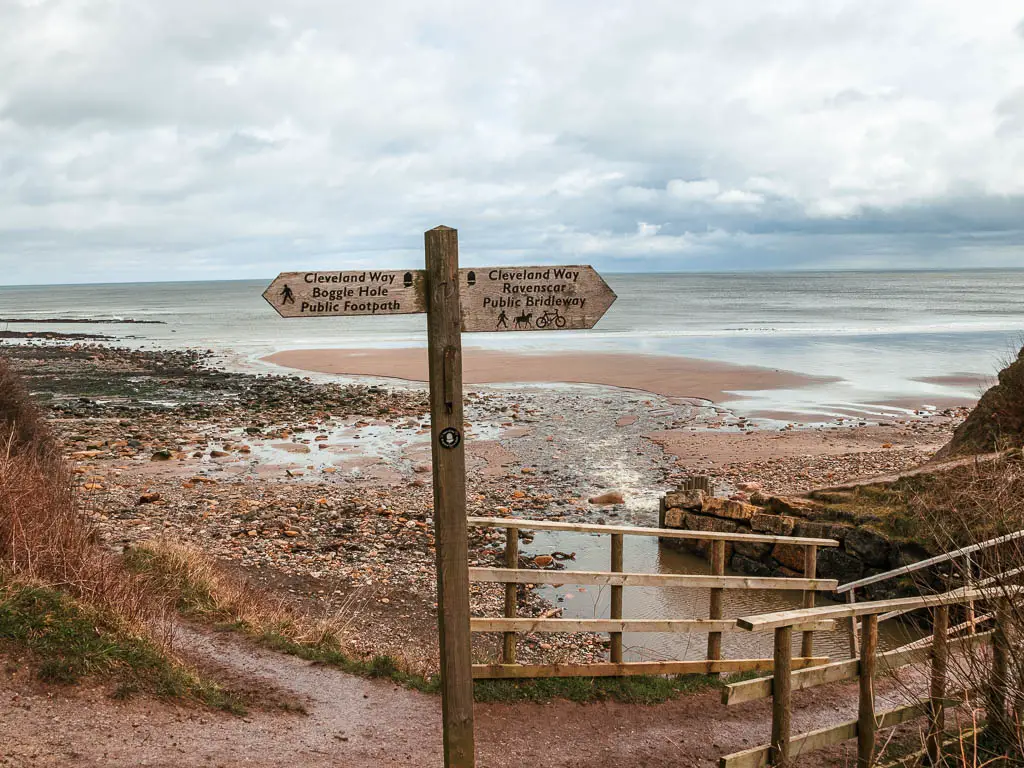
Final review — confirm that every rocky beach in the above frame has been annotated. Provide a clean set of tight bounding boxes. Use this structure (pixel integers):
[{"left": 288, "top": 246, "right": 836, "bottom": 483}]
[{"left": 0, "top": 339, "right": 971, "bottom": 673}]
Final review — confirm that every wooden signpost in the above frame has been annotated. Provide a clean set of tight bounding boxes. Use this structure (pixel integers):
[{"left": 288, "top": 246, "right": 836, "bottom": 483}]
[{"left": 263, "top": 226, "right": 617, "bottom": 768}]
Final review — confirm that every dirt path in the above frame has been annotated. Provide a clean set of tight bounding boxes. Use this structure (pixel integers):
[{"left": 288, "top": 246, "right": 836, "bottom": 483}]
[
  {"left": 816, "top": 449, "right": 1006, "bottom": 491},
  {"left": 0, "top": 626, "right": 930, "bottom": 768}
]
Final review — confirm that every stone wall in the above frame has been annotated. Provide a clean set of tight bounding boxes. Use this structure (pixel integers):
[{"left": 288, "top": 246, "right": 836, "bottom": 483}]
[{"left": 658, "top": 489, "right": 932, "bottom": 598}]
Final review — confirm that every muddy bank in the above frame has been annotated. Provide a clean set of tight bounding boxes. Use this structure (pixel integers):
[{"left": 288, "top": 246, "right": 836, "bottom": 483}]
[{"left": 264, "top": 347, "right": 837, "bottom": 402}]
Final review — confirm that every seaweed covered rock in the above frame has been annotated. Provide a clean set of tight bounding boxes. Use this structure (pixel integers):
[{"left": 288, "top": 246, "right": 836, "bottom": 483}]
[{"left": 939, "top": 346, "right": 1024, "bottom": 458}]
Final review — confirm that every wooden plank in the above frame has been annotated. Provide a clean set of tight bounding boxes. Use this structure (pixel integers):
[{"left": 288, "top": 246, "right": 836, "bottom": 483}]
[
  {"left": 897, "top": 619, "right": 994, "bottom": 652},
  {"left": 263, "top": 269, "right": 427, "bottom": 317},
  {"left": 858, "top": 614, "right": 878, "bottom": 768},
  {"left": 610, "top": 533, "right": 624, "bottom": 663},
  {"left": 473, "top": 618, "right": 737, "bottom": 633},
  {"left": 720, "top": 695, "right": 969, "bottom": 768},
  {"left": 927, "top": 605, "right": 949, "bottom": 765},
  {"left": 725, "top": 629, "right": 993, "bottom": 706},
  {"left": 473, "top": 618, "right": 836, "bottom": 634},
  {"left": 801, "top": 544, "right": 818, "bottom": 659},
  {"left": 707, "top": 539, "right": 726, "bottom": 669},
  {"left": 459, "top": 266, "right": 616, "bottom": 332},
  {"left": 735, "top": 585, "right": 1024, "bottom": 631},
  {"left": 470, "top": 567, "right": 838, "bottom": 591},
  {"left": 468, "top": 516, "right": 839, "bottom": 547},
  {"left": 836, "top": 529, "right": 1024, "bottom": 593},
  {"left": 847, "top": 589, "right": 860, "bottom": 660},
  {"left": 502, "top": 527, "right": 518, "bottom": 664},
  {"left": 771, "top": 626, "right": 793, "bottom": 766},
  {"left": 472, "top": 656, "right": 830, "bottom": 680},
  {"left": 424, "top": 226, "right": 474, "bottom": 768},
  {"left": 987, "top": 598, "right": 1010, "bottom": 740}
]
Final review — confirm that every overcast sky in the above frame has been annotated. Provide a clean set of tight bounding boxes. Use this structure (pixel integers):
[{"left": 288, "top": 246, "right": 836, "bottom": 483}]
[{"left": 2, "top": 1, "right": 1024, "bottom": 284}]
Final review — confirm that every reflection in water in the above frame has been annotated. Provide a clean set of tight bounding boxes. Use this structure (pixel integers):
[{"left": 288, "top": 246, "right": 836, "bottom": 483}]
[{"left": 527, "top": 531, "right": 922, "bottom": 662}]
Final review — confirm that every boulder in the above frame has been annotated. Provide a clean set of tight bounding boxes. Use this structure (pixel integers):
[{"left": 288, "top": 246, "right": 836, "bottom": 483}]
[
  {"left": 795, "top": 521, "right": 846, "bottom": 542},
  {"left": 663, "top": 508, "right": 686, "bottom": 528},
  {"left": 665, "top": 489, "right": 705, "bottom": 511},
  {"left": 702, "top": 497, "right": 758, "bottom": 521},
  {"left": 771, "top": 543, "right": 807, "bottom": 573},
  {"left": 751, "top": 513, "right": 796, "bottom": 536},
  {"left": 684, "top": 513, "right": 739, "bottom": 534},
  {"left": 844, "top": 528, "right": 891, "bottom": 568},
  {"left": 589, "top": 491, "right": 625, "bottom": 506},
  {"left": 533, "top": 555, "right": 554, "bottom": 568},
  {"left": 737, "top": 481, "right": 762, "bottom": 493},
  {"left": 733, "top": 540, "right": 773, "bottom": 559},
  {"left": 774, "top": 565, "right": 803, "bottom": 579},
  {"left": 817, "top": 548, "right": 865, "bottom": 582},
  {"left": 761, "top": 495, "right": 823, "bottom": 518},
  {"left": 731, "top": 554, "right": 774, "bottom": 577}
]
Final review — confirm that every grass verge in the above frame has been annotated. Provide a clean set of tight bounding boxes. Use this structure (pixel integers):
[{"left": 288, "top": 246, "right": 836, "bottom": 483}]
[
  {"left": 472, "top": 672, "right": 728, "bottom": 704},
  {"left": 0, "top": 581, "right": 242, "bottom": 712},
  {"left": 125, "top": 540, "right": 743, "bottom": 704}
]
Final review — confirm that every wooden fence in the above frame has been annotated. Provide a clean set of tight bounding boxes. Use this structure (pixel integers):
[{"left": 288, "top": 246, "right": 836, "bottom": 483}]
[
  {"left": 466, "top": 516, "right": 840, "bottom": 679},
  {"left": 718, "top": 585, "right": 1024, "bottom": 767},
  {"left": 836, "top": 529, "right": 1024, "bottom": 658}
]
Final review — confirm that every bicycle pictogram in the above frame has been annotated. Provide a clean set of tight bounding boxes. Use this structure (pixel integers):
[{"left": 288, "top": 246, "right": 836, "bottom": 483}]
[{"left": 535, "top": 309, "right": 567, "bottom": 329}]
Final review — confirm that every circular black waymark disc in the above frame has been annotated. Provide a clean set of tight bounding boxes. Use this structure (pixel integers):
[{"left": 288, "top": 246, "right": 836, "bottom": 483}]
[{"left": 438, "top": 427, "right": 462, "bottom": 449}]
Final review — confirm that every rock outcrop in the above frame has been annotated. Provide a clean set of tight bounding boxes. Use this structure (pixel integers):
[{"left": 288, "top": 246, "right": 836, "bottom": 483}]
[{"left": 938, "top": 345, "right": 1024, "bottom": 458}]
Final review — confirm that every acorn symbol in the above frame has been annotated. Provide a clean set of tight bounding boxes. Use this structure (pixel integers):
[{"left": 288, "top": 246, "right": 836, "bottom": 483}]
[
  {"left": 467, "top": 271, "right": 476, "bottom": 286},
  {"left": 403, "top": 272, "right": 413, "bottom": 288}
]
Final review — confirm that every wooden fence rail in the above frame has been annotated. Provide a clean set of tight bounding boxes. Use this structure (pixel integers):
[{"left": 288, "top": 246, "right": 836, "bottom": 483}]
[
  {"left": 719, "top": 585, "right": 1024, "bottom": 767},
  {"left": 468, "top": 517, "right": 840, "bottom": 679},
  {"left": 836, "top": 529, "right": 1024, "bottom": 658}
]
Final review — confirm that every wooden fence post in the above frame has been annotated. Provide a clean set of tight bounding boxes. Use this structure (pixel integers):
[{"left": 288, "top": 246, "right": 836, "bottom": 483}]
[
  {"left": 425, "top": 225, "right": 474, "bottom": 768},
  {"left": 707, "top": 539, "right": 726, "bottom": 671},
  {"left": 847, "top": 589, "right": 860, "bottom": 659},
  {"left": 927, "top": 605, "right": 949, "bottom": 765},
  {"left": 503, "top": 528, "right": 518, "bottom": 664},
  {"left": 858, "top": 614, "right": 878, "bottom": 768},
  {"left": 964, "top": 554, "right": 976, "bottom": 635},
  {"left": 770, "top": 625, "right": 793, "bottom": 767},
  {"left": 610, "top": 533, "right": 624, "bottom": 663},
  {"left": 987, "top": 597, "right": 1010, "bottom": 746},
  {"left": 801, "top": 544, "right": 818, "bottom": 659}
]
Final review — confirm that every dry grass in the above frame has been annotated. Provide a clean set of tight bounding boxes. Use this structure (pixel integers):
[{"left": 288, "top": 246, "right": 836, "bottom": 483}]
[
  {"left": 0, "top": 355, "right": 171, "bottom": 637},
  {"left": 124, "top": 538, "right": 442, "bottom": 692},
  {"left": 125, "top": 539, "right": 356, "bottom": 650}
]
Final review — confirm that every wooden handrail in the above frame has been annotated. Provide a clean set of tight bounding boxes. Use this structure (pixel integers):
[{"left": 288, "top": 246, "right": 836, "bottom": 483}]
[
  {"left": 835, "top": 530, "right": 1024, "bottom": 593},
  {"left": 472, "top": 618, "right": 837, "bottom": 634},
  {"left": 723, "top": 630, "right": 993, "bottom": 706},
  {"left": 470, "top": 567, "right": 839, "bottom": 591},
  {"left": 473, "top": 656, "right": 829, "bottom": 680},
  {"left": 720, "top": 692, "right": 972, "bottom": 768},
  {"left": 735, "top": 585, "right": 1024, "bottom": 632},
  {"left": 468, "top": 516, "right": 840, "bottom": 546}
]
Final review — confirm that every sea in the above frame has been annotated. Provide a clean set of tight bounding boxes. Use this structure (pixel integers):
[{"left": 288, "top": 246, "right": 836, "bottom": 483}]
[{"left": 3, "top": 270, "right": 1024, "bottom": 420}]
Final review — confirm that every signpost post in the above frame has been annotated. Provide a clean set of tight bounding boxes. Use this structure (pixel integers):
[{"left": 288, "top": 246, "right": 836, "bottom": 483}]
[{"left": 263, "top": 226, "right": 617, "bottom": 768}]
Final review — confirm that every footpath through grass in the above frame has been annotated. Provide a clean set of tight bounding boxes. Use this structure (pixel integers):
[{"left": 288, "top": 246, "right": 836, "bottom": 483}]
[
  {"left": 124, "top": 540, "right": 758, "bottom": 705},
  {"left": 0, "top": 581, "right": 242, "bottom": 712}
]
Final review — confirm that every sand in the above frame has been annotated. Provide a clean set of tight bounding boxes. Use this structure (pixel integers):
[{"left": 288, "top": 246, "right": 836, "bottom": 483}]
[{"left": 264, "top": 348, "right": 836, "bottom": 402}]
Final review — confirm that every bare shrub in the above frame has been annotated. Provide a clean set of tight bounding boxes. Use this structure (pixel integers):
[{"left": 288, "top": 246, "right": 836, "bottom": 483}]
[{"left": 878, "top": 455, "right": 1024, "bottom": 764}]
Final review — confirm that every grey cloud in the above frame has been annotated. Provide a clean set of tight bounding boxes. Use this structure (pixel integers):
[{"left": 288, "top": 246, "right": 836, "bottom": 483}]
[{"left": 1, "top": 1, "right": 1024, "bottom": 284}]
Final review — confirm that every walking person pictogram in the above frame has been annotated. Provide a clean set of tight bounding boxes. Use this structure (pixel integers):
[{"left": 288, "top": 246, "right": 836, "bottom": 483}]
[
  {"left": 280, "top": 284, "right": 295, "bottom": 305},
  {"left": 496, "top": 310, "right": 509, "bottom": 329}
]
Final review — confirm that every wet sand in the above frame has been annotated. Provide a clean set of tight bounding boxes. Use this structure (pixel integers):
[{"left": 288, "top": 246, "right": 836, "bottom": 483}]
[{"left": 264, "top": 348, "right": 836, "bottom": 402}]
